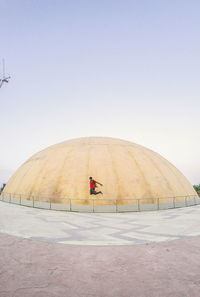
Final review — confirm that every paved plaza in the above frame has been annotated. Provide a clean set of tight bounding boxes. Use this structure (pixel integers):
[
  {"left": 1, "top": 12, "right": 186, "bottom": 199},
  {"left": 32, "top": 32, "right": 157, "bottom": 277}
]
[
  {"left": 1, "top": 201, "right": 200, "bottom": 245},
  {"left": 1, "top": 201, "right": 200, "bottom": 297}
]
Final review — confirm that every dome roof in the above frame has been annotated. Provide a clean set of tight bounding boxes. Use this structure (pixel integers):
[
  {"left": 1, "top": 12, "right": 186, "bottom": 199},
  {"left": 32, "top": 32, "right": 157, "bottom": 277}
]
[{"left": 4, "top": 137, "right": 196, "bottom": 204}]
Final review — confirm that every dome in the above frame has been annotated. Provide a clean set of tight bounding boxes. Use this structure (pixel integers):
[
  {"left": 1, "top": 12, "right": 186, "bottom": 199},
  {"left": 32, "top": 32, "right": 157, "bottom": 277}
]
[{"left": 2, "top": 137, "right": 197, "bottom": 210}]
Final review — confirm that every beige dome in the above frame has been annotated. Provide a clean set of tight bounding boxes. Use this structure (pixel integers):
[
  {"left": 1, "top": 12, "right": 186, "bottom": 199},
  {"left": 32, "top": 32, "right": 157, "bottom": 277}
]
[{"left": 3, "top": 137, "right": 196, "bottom": 206}]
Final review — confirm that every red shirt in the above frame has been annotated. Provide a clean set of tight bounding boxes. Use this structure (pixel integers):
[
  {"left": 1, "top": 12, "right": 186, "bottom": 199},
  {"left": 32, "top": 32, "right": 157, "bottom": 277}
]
[{"left": 90, "top": 180, "right": 96, "bottom": 189}]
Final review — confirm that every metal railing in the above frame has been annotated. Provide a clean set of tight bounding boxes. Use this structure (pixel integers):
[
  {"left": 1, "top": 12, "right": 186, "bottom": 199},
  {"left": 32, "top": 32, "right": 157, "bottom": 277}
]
[{"left": 0, "top": 192, "right": 200, "bottom": 213}]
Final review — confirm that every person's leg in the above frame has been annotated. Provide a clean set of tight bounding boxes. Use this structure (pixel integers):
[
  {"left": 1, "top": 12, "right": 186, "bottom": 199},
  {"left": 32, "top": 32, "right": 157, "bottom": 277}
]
[
  {"left": 94, "top": 190, "right": 103, "bottom": 195},
  {"left": 90, "top": 188, "right": 96, "bottom": 195}
]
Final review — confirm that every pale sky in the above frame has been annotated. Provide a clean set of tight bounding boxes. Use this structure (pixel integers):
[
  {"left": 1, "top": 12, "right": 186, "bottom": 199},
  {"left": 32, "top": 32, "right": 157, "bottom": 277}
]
[{"left": 0, "top": 0, "right": 200, "bottom": 185}]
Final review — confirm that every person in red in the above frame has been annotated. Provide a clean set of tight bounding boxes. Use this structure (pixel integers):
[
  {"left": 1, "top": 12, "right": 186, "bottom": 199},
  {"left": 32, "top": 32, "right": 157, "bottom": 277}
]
[{"left": 89, "top": 177, "right": 103, "bottom": 195}]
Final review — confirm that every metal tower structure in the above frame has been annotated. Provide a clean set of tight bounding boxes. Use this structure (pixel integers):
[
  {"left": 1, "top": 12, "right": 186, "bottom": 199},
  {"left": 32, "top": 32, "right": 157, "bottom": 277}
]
[{"left": 0, "top": 59, "right": 11, "bottom": 88}]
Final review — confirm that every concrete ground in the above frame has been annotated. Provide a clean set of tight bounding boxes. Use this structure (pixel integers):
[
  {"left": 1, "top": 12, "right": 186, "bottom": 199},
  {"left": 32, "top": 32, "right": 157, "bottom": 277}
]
[{"left": 0, "top": 201, "right": 200, "bottom": 296}]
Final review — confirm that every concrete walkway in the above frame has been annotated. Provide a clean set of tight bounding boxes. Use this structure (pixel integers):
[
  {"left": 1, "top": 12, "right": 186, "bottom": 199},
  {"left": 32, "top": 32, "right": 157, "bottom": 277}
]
[
  {"left": 1, "top": 201, "right": 200, "bottom": 245},
  {"left": 1, "top": 201, "right": 200, "bottom": 297}
]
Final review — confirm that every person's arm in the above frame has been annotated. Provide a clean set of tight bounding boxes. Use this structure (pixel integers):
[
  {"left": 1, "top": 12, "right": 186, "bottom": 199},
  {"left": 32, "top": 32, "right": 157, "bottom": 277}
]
[{"left": 96, "top": 181, "right": 103, "bottom": 186}]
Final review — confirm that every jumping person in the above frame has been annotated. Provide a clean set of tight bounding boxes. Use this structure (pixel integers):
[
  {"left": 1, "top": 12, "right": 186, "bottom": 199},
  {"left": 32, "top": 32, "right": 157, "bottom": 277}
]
[{"left": 89, "top": 177, "right": 103, "bottom": 195}]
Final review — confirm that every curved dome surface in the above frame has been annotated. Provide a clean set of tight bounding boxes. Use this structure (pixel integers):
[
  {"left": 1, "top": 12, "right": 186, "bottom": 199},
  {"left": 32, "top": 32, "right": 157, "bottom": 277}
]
[{"left": 3, "top": 137, "right": 196, "bottom": 205}]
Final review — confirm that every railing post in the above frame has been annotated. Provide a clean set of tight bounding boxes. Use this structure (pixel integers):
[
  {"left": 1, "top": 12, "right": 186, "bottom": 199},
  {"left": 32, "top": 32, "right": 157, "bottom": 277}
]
[
  {"left": 185, "top": 196, "right": 188, "bottom": 207},
  {"left": 20, "top": 194, "right": 21, "bottom": 205},
  {"left": 33, "top": 195, "right": 34, "bottom": 207},
  {"left": 116, "top": 199, "right": 118, "bottom": 213},
  {"left": 195, "top": 195, "right": 198, "bottom": 205},
  {"left": 49, "top": 196, "right": 51, "bottom": 210},
  {"left": 70, "top": 198, "right": 72, "bottom": 212},
  {"left": 9, "top": 193, "right": 11, "bottom": 203},
  {"left": 173, "top": 197, "right": 175, "bottom": 208},
  {"left": 92, "top": 199, "right": 94, "bottom": 213},
  {"left": 138, "top": 199, "right": 140, "bottom": 211},
  {"left": 195, "top": 195, "right": 199, "bottom": 205},
  {"left": 157, "top": 198, "right": 159, "bottom": 210}
]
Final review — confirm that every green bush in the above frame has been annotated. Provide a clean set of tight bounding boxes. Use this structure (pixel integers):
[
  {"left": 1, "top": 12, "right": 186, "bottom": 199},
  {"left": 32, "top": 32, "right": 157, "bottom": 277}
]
[{"left": 193, "top": 184, "right": 200, "bottom": 196}]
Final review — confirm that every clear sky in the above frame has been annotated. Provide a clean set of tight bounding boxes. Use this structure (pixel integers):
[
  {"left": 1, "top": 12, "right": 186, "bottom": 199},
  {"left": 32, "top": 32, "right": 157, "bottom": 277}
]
[{"left": 0, "top": 0, "right": 200, "bottom": 185}]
